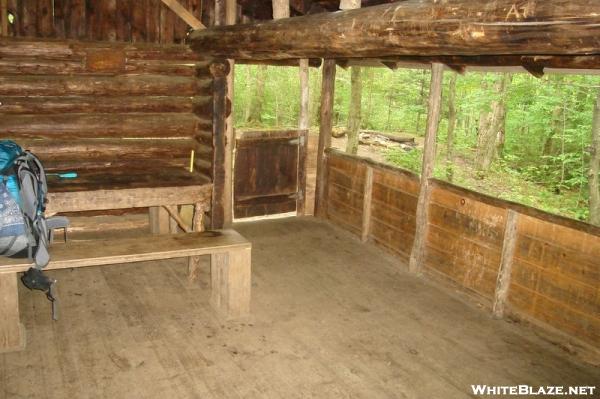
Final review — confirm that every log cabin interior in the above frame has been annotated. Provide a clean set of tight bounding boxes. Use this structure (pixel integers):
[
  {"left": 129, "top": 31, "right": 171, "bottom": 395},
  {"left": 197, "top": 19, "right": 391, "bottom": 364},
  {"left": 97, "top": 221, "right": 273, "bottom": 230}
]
[{"left": 0, "top": 0, "right": 599, "bottom": 397}]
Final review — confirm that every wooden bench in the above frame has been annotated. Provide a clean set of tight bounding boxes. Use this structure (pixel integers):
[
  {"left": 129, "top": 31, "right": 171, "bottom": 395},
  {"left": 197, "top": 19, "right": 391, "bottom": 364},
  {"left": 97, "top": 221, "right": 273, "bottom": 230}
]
[
  {"left": 45, "top": 170, "right": 213, "bottom": 234},
  {"left": 0, "top": 230, "right": 251, "bottom": 353}
]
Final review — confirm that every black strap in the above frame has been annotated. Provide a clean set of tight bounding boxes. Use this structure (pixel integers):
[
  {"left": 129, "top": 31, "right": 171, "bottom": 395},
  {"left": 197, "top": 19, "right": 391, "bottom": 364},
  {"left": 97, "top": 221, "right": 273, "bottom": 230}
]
[{"left": 0, "top": 236, "right": 18, "bottom": 256}]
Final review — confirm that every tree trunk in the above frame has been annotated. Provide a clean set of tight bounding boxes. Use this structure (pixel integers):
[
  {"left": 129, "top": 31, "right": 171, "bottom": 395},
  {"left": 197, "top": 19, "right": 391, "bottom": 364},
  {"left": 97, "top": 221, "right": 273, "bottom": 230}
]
[
  {"left": 346, "top": 66, "right": 362, "bottom": 155},
  {"left": 475, "top": 73, "right": 511, "bottom": 174},
  {"left": 311, "top": 69, "right": 321, "bottom": 126},
  {"left": 385, "top": 84, "right": 393, "bottom": 131},
  {"left": 543, "top": 77, "right": 565, "bottom": 156},
  {"left": 445, "top": 72, "right": 457, "bottom": 182},
  {"left": 415, "top": 70, "right": 427, "bottom": 135},
  {"left": 365, "top": 68, "right": 374, "bottom": 128},
  {"left": 245, "top": 65, "right": 267, "bottom": 124},
  {"left": 589, "top": 88, "right": 600, "bottom": 226}
]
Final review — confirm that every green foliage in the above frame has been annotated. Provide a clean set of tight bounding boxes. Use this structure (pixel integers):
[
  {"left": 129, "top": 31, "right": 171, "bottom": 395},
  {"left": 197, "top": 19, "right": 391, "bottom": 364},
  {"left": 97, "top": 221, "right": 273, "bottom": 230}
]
[
  {"left": 234, "top": 64, "right": 600, "bottom": 221},
  {"left": 384, "top": 148, "right": 423, "bottom": 174}
]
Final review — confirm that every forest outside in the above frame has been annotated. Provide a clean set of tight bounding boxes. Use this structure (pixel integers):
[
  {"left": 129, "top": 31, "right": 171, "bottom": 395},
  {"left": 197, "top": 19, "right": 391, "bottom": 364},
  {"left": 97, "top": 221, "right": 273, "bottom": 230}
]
[{"left": 234, "top": 64, "right": 600, "bottom": 225}]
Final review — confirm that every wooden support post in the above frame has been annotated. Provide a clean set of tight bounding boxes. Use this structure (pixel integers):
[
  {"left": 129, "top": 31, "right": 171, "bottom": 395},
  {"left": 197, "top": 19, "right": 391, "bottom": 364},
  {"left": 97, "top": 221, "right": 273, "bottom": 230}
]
[
  {"left": 0, "top": 0, "right": 7, "bottom": 37},
  {"left": 191, "top": 202, "right": 205, "bottom": 232},
  {"left": 160, "top": 0, "right": 206, "bottom": 29},
  {"left": 492, "top": 210, "right": 519, "bottom": 318},
  {"left": 272, "top": 0, "right": 289, "bottom": 19},
  {"left": 297, "top": 58, "right": 310, "bottom": 216},
  {"left": 149, "top": 206, "right": 170, "bottom": 234},
  {"left": 314, "top": 59, "right": 336, "bottom": 218},
  {"left": 210, "top": 248, "right": 251, "bottom": 319},
  {"left": 408, "top": 63, "right": 444, "bottom": 275},
  {"left": 299, "top": 59, "right": 310, "bottom": 130},
  {"left": 210, "top": 0, "right": 235, "bottom": 229},
  {"left": 297, "top": 128, "right": 308, "bottom": 216},
  {"left": 361, "top": 166, "right": 374, "bottom": 242},
  {"left": 210, "top": 60, "right": 229, "bottom": 229},
  {"left": 0, "top": 273, "right": 25, "bottom": 353},
  {"left": 187, "top": 203, "right": 206, "bottom": 281},
  {"left": 223, "top": 0, "right": 236, "bottom": 227}
]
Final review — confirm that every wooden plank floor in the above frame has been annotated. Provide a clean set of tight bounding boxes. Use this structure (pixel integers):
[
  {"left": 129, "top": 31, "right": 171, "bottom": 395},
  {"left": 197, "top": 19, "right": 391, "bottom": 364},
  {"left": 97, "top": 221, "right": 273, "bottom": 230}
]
[{"left": 1, "top": 217, "right": 598, "bottom": 398}]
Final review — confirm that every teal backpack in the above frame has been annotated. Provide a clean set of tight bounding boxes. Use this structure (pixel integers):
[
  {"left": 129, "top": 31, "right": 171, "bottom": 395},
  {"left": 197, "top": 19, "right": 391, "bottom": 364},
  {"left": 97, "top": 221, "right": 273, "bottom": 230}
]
[{"left": 0, "top": 140, "right": 68, "bottom": 319}]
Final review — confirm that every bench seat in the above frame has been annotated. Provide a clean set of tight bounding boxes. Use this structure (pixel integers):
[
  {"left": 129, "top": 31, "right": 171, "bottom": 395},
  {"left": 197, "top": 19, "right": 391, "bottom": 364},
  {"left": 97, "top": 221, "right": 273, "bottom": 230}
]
[
  {"left": 0, "top": 230, "right": 251, "bottom": 353},
  {"left": 47, "top": 167, "right": 210, "bottom": 193},
  {"left": 46, "top": 169, "right": 212, "bottom": 215}
]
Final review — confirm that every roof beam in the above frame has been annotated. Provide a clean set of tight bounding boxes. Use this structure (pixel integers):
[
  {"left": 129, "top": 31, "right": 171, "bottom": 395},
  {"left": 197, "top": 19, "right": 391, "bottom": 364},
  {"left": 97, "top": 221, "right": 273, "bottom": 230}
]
[
  {"left": 189, "top": 0, "right": 600, "bottom": 61},
  {"left": 161, "top": 0, "right": 206, "bottom": 30}
]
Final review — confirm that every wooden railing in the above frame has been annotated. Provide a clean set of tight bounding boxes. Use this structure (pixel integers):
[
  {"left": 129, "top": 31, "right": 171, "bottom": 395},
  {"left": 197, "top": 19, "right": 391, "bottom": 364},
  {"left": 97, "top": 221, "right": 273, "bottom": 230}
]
[{"left": 325, "top": 148, "right": 600, "bottom": 353}]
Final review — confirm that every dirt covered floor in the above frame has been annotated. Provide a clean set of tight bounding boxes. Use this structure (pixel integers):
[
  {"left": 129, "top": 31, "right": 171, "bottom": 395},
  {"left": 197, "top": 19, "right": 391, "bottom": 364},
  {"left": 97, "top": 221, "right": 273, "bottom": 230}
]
[{"left": 1, "top": 217, "right": 598, "bottom": 398}]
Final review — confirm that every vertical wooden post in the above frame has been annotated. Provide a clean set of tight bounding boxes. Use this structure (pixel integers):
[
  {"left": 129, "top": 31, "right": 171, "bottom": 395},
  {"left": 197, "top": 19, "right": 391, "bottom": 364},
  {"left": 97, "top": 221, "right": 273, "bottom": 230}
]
[
  {"left": 492, "top": 209, "right": 519, "bottom": 318},
  {"left": 408, "top": 63, "right": 444, "bottom": 275},
  {"left": 297, "top": 128, "right": 308, "bottom": 216},
  {"left": 191, "top": 203, "right": 205, "bottom": 232},
  {"left": 217, "top": 0, "right": 237, "bottom": 228},
  {"left": 272, "top": 0, "right": 289, "bottom": 19},
  {"left": 339, "top": 0, "right": 361, "bottom": 9},
  {"left": 0, "top": 0, "right": 8, "bottom": 37},
  {"left": 210, "top": 0, "right": 235, "bottom": 229},
  {"left": 361, "top": 166, "right": 374, "bottom": 242},
  {"left": 210, "top": 60, "right": 229, "bottom": 229},
  {"left": 223, "top": 0, "right": 236, "bottom": 228},
  {"left": 211, "top": 248, "right": 251, "bottom": 319},
  {"left": 0, "top": 273, "right": 25, "bottom": 353},
  {"left": 299, "top": 59, "right": 310, "bottom": 130},
  {"left": 314, "top": 59, "right": 336, "bottom": 218},
  {"left": 149, "top": 206, "right": 170, "bottom": 234},
  {"left": 297, "top": 58, "right": 310, "bottom": 216},
  {"left": 187, "top": 203, "right": 206, "bottom": 281}
]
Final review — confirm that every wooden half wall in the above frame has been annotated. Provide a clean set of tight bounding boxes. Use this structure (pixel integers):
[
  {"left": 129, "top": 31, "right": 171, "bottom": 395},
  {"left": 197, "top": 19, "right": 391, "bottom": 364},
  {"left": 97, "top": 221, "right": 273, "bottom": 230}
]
[{"left": 325, "top": 148, "right": 600, "bottom": 352}]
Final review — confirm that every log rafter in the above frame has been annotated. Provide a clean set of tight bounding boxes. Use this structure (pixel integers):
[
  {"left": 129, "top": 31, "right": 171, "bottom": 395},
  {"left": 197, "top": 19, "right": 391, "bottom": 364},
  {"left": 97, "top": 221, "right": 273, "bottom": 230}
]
[{"left": 190, "top": 0, "right": 600, "bottom": 65}]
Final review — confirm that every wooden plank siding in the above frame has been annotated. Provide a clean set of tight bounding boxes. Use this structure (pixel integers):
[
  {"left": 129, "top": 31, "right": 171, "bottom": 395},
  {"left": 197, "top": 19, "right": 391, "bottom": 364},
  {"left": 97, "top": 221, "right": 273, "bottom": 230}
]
[
  {"left": 325, "top": 149, "right": 600, "bottom": 351},
  {"left": 509, "top": 215, "right": 600, "bottom": 346},
  {"left": 4, "top": 0, "right": 207, "bottom": 43},
  {"left": 325, "top": 152, "right": 367, "bottom": 235},
  {"left": 424, "top": 185, "right": 506, "bottom": 299}
]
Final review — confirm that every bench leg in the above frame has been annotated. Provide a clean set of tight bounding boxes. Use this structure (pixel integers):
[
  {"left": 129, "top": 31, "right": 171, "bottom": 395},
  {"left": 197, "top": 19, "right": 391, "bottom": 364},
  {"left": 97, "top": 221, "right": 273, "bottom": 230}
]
[
  {"left": 210, "top": 248, "right": 251, "bottom": 319},
  {"left": 186, "top": 203, "right": 206, "bottom": 281},
  {"left": 149, "top": 206, "right": 170, "bottom": 234},
  {"left": 0, "top": 273, "right": 25, "bottom": 353},
  {"left": 191, "top": 202, "right": 205, "bottom": 232},
  {"left": 188, "top": 255, "right": 202, "bottom": 283}
]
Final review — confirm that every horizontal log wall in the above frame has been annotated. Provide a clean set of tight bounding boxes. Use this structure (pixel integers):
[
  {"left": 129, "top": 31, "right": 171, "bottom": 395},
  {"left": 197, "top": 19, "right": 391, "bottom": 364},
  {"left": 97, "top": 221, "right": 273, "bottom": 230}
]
[
  {"left": 325, "top": 149, "right": 600, "bottom": 351},
  {"left": 0, "top": 38, "right": 214, "bottom": 188},
  {"left": 2, "top": 0, "right": 211, "bottom": 44}
]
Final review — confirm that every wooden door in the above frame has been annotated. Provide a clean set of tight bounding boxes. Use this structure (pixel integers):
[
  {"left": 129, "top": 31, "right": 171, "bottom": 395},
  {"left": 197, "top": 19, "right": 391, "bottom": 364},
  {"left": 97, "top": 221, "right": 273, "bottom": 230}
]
[{"left": 234, "top": 129, "right": 307, "bottom": 218}]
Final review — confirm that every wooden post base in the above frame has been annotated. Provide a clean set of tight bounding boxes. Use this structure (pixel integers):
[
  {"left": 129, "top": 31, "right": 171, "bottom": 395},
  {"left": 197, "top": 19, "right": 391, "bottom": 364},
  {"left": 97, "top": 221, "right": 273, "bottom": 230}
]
[
  {"left": 0, "top": 273, "right": 25, "bottom": 353},
  {"left": 209, "top": 247, "right": 251, "bottom": 319}
]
